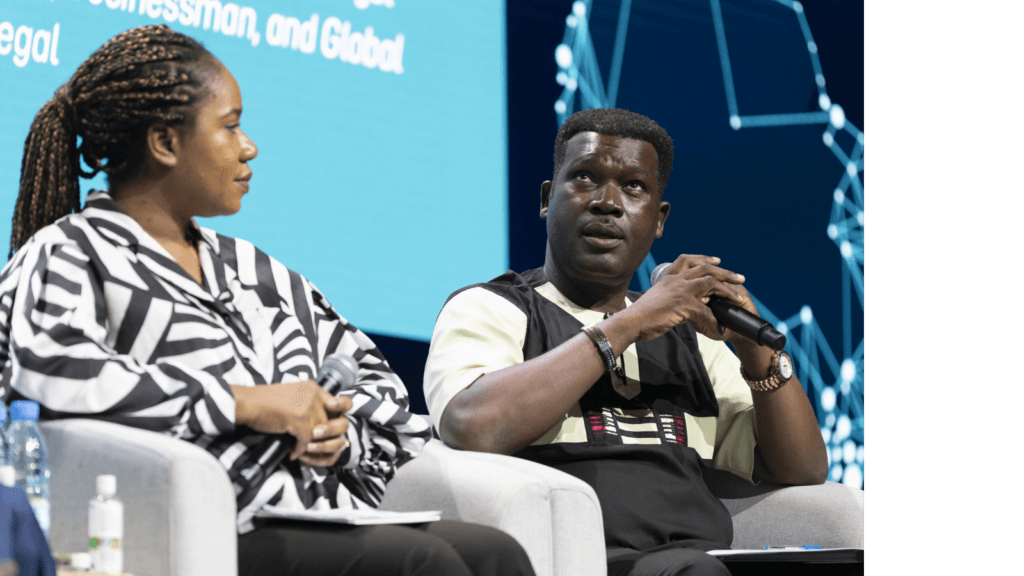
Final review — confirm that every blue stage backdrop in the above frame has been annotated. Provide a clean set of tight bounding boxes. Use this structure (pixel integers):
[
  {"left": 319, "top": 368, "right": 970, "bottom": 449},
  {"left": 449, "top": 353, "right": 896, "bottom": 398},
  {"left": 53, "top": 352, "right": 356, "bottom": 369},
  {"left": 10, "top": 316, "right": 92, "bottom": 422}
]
[{"left": 0, "top": 0, "right": 508, "bottom": 342}]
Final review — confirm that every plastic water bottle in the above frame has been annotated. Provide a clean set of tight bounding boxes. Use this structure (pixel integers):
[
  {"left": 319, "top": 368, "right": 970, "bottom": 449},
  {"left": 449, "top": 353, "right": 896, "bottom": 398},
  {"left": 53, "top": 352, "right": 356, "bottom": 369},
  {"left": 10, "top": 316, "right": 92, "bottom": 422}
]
[
  {"left": 89, "top": 474, "right": 124, "bottom": 573},
  {"left": 0, "top": 406, "right": 12, "bottom": 488},
  {"left": 5, "top": 400, "right": 50, "bottom": 540}
]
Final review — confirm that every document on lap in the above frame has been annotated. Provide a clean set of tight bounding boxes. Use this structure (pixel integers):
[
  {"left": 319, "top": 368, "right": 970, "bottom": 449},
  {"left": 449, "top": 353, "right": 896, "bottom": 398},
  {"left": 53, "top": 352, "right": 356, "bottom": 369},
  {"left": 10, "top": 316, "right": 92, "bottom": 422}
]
[{"left": 256, "top": 505, "right": 441, "bottom": 525}]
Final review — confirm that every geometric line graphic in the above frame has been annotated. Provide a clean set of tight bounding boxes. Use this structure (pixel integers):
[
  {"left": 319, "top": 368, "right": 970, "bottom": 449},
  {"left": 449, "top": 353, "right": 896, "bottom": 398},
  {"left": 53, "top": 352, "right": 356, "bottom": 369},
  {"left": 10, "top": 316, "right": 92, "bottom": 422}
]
[{"left": 554, "top": 0, "right": 864, "bottom": 488}]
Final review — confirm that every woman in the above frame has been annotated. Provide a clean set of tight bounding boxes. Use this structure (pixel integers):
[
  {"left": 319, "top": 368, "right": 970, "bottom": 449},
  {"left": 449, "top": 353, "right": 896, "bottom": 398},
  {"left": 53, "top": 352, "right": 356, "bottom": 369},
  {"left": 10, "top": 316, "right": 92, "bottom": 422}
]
[{"left": 0, "top": 25, "right": 532, "bottom": 576}]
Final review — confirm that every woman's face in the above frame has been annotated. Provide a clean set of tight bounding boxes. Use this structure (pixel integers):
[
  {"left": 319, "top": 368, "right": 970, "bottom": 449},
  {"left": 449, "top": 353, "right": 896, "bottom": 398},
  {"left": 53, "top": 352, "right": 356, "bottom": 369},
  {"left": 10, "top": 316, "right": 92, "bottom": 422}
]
[{"left": 172, "top": 62, "right": 258, "bottom": 218}]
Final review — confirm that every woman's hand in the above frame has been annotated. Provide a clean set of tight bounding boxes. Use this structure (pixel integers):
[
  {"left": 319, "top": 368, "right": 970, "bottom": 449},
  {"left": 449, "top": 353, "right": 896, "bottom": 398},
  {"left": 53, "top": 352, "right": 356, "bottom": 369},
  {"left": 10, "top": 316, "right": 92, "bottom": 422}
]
[
  {"left": 230, "top": 381, "right": 353, "bottom": 460},
  {"left": 299, "top": 412, "right": 352, "bottom": 467}
]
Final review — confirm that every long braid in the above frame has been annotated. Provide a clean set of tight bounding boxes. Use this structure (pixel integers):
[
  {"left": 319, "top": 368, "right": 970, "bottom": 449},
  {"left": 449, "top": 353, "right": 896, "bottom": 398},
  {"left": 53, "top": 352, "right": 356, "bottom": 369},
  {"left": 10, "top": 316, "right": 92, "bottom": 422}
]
[{"left": 10, "top": 25, "right": 215, "bottom": 257}]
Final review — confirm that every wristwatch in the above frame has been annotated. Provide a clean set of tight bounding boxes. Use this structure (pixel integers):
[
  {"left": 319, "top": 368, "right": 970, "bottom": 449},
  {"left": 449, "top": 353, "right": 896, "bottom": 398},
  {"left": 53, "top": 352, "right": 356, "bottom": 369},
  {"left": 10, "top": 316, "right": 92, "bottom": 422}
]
[{"left": 741, "top": 351, "right": 794, "bottom": 392}]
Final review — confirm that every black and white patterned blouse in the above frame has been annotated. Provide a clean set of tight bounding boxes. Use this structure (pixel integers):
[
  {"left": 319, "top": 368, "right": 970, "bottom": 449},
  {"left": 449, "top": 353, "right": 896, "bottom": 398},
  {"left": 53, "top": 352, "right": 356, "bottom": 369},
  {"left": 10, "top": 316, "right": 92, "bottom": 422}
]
[{"left": 0, "top": 191, "right": 431, "bottom": 533}]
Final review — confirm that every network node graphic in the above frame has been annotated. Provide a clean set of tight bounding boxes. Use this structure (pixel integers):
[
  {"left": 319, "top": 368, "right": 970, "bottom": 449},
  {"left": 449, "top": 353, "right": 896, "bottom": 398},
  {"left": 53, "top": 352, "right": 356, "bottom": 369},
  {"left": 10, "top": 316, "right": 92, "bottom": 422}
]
[{"left": 554, "top": 0, "right": 864, "bottom": 488}]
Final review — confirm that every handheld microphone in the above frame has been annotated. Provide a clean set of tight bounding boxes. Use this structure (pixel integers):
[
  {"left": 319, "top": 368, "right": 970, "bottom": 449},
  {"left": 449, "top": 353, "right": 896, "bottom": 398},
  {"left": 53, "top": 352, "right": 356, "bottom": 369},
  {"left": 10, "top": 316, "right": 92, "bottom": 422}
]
[
  {"left": 240, "top": 353, "right": 360, "bottom": 484},
  {"left": 649, "top": 262, "right": 787, "bottom": 351}
]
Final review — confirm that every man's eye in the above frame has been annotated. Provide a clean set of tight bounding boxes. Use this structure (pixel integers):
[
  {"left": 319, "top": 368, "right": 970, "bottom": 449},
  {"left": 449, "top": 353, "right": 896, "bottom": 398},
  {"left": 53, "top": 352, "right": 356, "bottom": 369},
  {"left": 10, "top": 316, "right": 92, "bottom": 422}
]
[{"left": 575, "top": 172, "right": 592, "bottom": 181}]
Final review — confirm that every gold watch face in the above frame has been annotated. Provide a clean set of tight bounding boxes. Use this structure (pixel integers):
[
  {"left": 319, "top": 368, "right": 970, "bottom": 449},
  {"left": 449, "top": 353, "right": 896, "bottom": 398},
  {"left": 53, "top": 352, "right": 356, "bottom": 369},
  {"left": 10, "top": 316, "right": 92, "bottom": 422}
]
[{"left": 778, "top": 352, "right": 794, "bottom": 380}]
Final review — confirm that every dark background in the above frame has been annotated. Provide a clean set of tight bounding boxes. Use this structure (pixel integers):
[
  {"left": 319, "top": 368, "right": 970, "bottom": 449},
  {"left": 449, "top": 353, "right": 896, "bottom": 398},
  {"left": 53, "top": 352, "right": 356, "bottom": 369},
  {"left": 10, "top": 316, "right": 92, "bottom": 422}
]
[{"left": 370, "top": 0, "right": 863, "bottom": 415}]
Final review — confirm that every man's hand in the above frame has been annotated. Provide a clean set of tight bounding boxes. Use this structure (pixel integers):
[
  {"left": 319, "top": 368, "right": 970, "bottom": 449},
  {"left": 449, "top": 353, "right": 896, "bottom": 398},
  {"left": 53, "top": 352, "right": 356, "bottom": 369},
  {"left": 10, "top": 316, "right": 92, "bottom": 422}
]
[
  {"left": 627, "top": 254, "right": 748, "bottom": 342},
  {"left": 231, "top": 382, "right": 353, "bottom": 461}
]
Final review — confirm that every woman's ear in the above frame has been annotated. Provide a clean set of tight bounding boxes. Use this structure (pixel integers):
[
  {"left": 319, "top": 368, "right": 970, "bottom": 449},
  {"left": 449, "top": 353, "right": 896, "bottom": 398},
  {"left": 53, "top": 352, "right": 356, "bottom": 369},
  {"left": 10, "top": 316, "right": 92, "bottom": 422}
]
[{"left": 147, "top": 123, "right": 181, "bottom": 168}]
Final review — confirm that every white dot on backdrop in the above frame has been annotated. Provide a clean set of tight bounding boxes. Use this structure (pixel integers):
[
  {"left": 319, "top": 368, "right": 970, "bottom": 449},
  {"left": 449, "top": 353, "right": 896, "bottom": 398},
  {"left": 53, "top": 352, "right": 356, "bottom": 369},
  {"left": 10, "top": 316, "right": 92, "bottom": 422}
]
[
  {"left": 827, "top": 224, "right": 838, "bottom": 239},
  {"left": 847, "top": 162, "right": 858, "bottom": 176},
  {"left": 841, "top": 358, "right": 856, "bottom": 382},
  {"left": 778, "top": 322, "right": 788, "bottom": 334},
  {"left": 794, "top": 2, "right": 804, "bottom": 13},
  {"left": 818, "top": 94, "right": 831, "bottom": 110},
  {"left": 825, "top": 413, "right": 836, "bottom": 430},
  {"left": 842, "top": 463, "right": 862, "bottom": 487},
  {"left": 822, "top": 132, "right": 834, "bottom": 146},
  {"left": 856, "top": 445, "right": 864, "bottom": 463},
  {"left": 555, "top": 72, "right": 567, "bottom": 85},
  {"left": 800, "top": 306, "right": 813, "bottom": 324},
  {"left": 843, "top": 440, "right": 856, "bottom": 464},
  {"left": 857, "top": 211, "right": 864, "bottom": 225},
  {"left": 555, "top": 44, "right": 573, "bottom": 68},
  {"left": 840, "top": 241, "right": 853, "bottom": 258},
  {"left": 807, "top": 41, "right": 817, "bottom": 53},
  {"left": 565, "top": 78, "right": 578, "bottom": 91},
  {"left": 573, "top": 1, "right": 586, "bottom": 17},
  {"left": 821, "top": 386, "right": 836, "bottom": 411},
  {"left": 815, "top": 74, "right": 825, "bottom": 87},
  {"left": 836, "top": 415, "right": 851, "bottom": 440},
  {"left": 554, "top": 100, "right": 567, "bottom": 114},
  {"left": 821, "top": 427, "right": 832, "bottom": 445},
  {"left": 834, "top": 190, "right": 845, "bottom": 204},
  {"left": 831, "top": 463, "right": 843, "bottom": 481},
  {"left": 566, "top": 14, "right": 578, "bottom": 28},
  {"left": 829, "top": 104, "right": 846, "bottom": 129},
  {"left": 729, "top": 116, "right": 741, "bottom": 130},
  {"left": 840, "top": 379, "right": 851, "bottom": 395}
]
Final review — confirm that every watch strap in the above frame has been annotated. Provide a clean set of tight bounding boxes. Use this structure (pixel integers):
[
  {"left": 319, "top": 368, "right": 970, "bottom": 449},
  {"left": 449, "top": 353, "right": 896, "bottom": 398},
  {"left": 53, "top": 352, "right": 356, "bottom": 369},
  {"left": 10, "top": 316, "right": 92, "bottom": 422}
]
[
  {"left": 741, "top": 351, "right": 789, "bottom": 392},
  {"left": 582, "top": 324, "right": 625, "bottom": 379}
]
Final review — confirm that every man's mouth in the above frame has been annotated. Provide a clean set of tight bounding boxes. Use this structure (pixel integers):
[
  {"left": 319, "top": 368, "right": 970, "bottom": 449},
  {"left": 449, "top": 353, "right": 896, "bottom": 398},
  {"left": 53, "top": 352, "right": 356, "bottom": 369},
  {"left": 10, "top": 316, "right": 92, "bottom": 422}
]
[{"left": 581, "top": 222, "right": 624, "bottom": 240}]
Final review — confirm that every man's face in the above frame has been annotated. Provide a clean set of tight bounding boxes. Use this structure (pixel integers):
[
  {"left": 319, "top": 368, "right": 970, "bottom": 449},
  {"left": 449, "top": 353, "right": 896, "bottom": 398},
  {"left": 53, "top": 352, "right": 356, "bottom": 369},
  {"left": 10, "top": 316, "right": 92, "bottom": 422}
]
[{"left": 541, "top": 132, "right": 670, "bottom": 288}]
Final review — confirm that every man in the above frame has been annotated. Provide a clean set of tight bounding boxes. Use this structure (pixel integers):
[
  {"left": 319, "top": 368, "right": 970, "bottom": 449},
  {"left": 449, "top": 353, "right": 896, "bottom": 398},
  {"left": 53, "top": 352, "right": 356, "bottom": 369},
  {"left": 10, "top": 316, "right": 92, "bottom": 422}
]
[{"left": 423, "top": 108, "right": 827, "bottom": 575}]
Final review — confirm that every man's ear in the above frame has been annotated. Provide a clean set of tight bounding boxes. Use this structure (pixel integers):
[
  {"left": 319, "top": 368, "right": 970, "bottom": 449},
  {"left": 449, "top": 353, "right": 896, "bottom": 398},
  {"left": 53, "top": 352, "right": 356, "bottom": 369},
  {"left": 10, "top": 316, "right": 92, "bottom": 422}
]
[
  {"left": 654, "top": 200, "right": 671, "bottom": 239},
  {"left": 146, "top": 123, "right": 181, "bottom": 168},
  {"left": 539, "top": 181, "right": 552, "bottom": 220}
]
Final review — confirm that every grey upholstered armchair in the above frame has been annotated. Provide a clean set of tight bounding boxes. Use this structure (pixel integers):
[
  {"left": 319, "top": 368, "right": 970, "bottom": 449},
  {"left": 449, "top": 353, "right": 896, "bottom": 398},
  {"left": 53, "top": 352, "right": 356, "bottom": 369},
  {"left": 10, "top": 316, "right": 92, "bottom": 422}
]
[{"left": 43, "top": 419, "right": 862, "bottom": 576}]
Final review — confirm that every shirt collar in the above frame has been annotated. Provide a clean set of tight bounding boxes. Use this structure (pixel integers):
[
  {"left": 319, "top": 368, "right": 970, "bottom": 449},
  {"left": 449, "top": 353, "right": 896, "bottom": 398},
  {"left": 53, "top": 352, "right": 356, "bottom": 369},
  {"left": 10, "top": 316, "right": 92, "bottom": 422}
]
[{"left": 80, "top": 190, "right": 221, "bottom": 302}]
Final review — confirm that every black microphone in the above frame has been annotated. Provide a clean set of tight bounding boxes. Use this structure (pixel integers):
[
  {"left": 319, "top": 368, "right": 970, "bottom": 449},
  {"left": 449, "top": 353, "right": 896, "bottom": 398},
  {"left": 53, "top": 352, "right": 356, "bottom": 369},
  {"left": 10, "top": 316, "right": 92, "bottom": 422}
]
[
  {"left": 239, "top": 353, "right": 360, "bottom": 484},
  {"left": 649, "top": 262, "right": 787, "bottom": 351}
]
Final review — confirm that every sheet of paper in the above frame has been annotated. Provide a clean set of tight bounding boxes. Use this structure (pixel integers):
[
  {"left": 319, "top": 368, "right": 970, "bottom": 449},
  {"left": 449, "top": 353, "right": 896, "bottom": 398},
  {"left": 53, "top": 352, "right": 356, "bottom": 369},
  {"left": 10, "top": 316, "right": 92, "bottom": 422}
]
[{"left": 256, "top": 505, "right": 442, "bottom": 526}]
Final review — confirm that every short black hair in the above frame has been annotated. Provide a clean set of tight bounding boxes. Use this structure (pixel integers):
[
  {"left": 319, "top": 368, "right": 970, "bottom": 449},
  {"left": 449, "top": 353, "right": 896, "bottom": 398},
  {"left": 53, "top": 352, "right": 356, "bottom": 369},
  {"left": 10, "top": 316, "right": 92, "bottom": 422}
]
[{"left": 553, "top": 108, "right": 674, "bottom": 194}]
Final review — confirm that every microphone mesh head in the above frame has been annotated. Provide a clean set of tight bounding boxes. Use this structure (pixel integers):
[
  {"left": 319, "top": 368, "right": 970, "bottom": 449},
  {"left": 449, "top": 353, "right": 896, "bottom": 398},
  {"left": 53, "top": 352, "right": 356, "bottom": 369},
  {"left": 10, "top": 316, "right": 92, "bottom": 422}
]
[
  {"left": 650, "top": 262, "right": 672, "bottom": 287},
  {"left": 319, "top": 353, "right": 359, "bottom": 389}
]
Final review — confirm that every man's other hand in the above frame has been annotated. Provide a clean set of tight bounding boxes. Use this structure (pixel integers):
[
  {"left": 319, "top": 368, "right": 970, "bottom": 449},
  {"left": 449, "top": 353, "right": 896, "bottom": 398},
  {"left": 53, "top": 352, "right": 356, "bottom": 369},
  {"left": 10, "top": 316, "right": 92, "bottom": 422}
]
[{"left": 628, "top": 254, "right": 752, "bottom": 342}]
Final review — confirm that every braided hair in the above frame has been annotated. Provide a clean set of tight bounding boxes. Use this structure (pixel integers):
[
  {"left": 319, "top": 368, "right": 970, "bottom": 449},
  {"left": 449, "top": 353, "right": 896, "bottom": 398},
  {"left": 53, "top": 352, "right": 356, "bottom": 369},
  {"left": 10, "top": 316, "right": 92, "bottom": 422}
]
[{"left": 10, "top": 24, "right": 217, "bottom": 257}]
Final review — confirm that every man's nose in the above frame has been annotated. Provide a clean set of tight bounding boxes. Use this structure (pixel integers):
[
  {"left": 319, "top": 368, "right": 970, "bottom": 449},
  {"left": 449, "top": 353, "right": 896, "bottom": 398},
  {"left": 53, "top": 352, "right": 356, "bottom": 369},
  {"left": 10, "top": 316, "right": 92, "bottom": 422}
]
[{"left": 589, "top": 183, "right": 624, "bottom": 215}]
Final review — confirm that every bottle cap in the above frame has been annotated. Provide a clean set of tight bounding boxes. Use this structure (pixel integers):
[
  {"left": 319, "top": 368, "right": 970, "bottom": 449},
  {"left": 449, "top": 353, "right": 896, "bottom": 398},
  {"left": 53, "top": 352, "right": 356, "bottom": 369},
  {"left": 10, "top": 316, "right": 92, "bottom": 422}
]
[
  {"left": 10, "top": 400, "right": 39, "bottom": 421},
  {"left": 70, "top": 553, "right": 91, "bottom": 570},
  {"left": 96, "top": 474, "right": 117, "bottom": 497}
]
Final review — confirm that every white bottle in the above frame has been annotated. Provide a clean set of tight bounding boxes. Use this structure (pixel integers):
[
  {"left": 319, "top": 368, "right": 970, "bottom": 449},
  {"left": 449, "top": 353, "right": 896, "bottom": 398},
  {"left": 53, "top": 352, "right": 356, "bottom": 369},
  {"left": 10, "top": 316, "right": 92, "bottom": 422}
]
[{"left": 89, "top": 474, "right": 124, "bottom": 573}]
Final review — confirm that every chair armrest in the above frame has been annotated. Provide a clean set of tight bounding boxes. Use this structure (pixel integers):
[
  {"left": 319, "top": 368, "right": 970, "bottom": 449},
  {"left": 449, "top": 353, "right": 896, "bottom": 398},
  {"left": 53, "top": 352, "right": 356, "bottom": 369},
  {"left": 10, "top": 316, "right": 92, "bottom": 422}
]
[
  {"left": 702, "top": 468, "right": 864, "bottom": 549},
  {"left": 380, "top": 440, "right": 607, "bottom": 576},
  {"left": 42, "top": 419, "right": 237, "bottom": 576}
]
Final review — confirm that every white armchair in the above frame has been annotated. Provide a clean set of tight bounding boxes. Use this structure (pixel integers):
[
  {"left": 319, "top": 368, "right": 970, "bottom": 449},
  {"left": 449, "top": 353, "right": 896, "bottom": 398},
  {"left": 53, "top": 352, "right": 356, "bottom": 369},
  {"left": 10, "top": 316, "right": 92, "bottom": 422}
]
[
  {"left": 41, "top": 419, "right": 606, "bottom": 576},
  {"left": 43, "top": 419, "right": 862, "bottom": 576}
]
